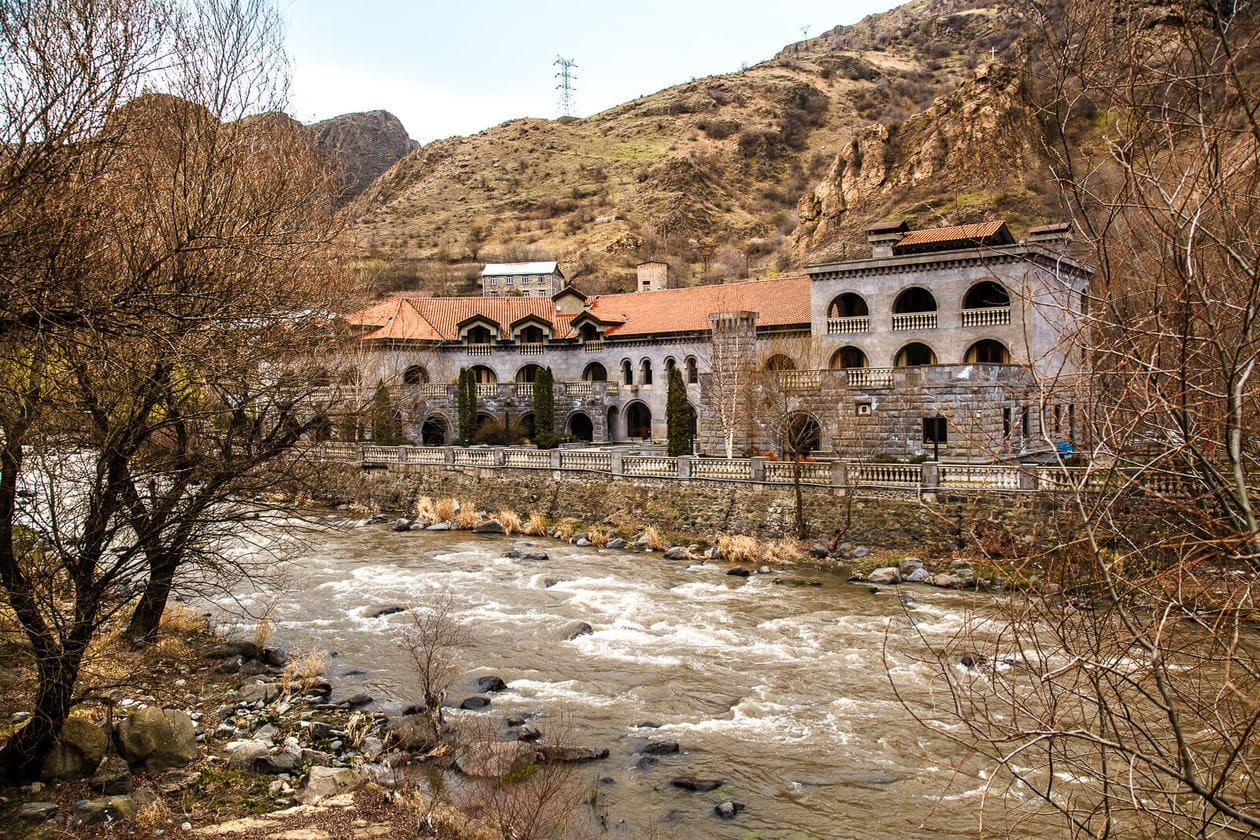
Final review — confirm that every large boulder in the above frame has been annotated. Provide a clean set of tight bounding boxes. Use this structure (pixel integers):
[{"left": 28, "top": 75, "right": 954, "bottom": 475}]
[
  {"left": 473, "top": 519, "right": 505, "bottom": 534},
  {"left": 456, "top": 741, "right": 540, "bottom": 778},
  {"left": 387, "top": 714, "right": 440, "bottom": 752},
  {"left": 897, "top": 556, "right": 924, "bottom": 576},
  {"left": 563, "top": 622, "right": 594, "bottom": 641},
  {"left": 536, "top": 744, "right": 609, "bottom": 763},
  {"left": 224, "top": 739, "right": 270, "bottom": 771},
  {"left": 41, "top": 717, "right": 108, "bottom": 781},
  {"left": 116, "top": 707, "right": 197, "bottom": 769},
  {"left": 476, "top": 675, "right": 508, "bottom": 693},
  {"left": 298, "top": 766, "right": 362, "bottom": 804},
  {"left": 867, "top": 567, "right": 902, "bottom": 585},
  {"left": 238, "top": 682, "right": 284, "bottom": 705}
]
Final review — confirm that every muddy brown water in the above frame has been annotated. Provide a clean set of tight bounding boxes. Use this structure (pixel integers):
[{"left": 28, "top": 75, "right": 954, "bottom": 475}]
[{"left": 212, "top": 520, "right": 1051, "bottom": 839}]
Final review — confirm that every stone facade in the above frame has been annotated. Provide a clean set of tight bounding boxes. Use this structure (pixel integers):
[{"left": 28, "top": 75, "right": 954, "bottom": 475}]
[{"left": 338, "top": 221, "right": 1091, "bottom": 461}]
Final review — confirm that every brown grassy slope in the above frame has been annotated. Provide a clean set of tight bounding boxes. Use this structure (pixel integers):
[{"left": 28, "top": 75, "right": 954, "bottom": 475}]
[{"left": 347, "top": 0, "right": 1047, "bottom": 296}]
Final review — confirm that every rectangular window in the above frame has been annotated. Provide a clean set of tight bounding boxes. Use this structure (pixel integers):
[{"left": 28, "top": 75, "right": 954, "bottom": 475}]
[
  {"left": 923, "top": 417, "right": 947, "bottom": 444},
  {"left": 1068, "top": 404, "right": 1076, "bottom": 439},
  {"left": 1053, "top": 405, "right": 1062, "bottom": 435},
  {"left": 505, "top": 277, "right": 514, "bottom": 285},
  {"left": 856, "top": 402, "right": 872, "bottom": 416},
  {"left": 1020, "top": 406, "right": 1030, "bottom": 438},
  {"left": 1003, "top": 407, "right": 1012, "bottom": 438}
]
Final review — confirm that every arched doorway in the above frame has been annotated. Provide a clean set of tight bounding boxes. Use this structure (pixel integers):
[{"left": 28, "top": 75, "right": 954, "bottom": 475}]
[
  {"left": 583, "top": 362, "right": 608, "bottom": 382},
  {"left": 518, "top": 412, "right": 535, "bottom": 441},
  {"left": 515, "top": 364, "right": 543, "bottom": 383},
  {"left": 965, "top": 339, "right": 1010, "bottom": 364},
  {"left": 782, "top": 412, "right": 821, "bottom": 456},
  {"left": 764, "top": 353, "right": 796, "bottom": 371},
  {"left": 895, "top": 342, "right": 937, "bottom": 367},
  {"left": 421, "top": 414, "right": 449, "bottom": 445},
  {"left": 469, "top": 365, "right": 497, "bottom": 384},
  {"left": 568, "top": 412, "right": 594, "bottom": 442},
  {"left": 830, "top": 346, "right": 868, "bottom": 369},
  {"left": 827, "top": 292, "right": 869, "bottom": 318},
  {"left": 626, "top": 401, "right": 652, "bottom": 440},
  {"left": 963, "top": 281, "right": 1010, "bottom": 310}
]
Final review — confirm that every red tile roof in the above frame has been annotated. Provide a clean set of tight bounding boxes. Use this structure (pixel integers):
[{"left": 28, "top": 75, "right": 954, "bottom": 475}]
[
  {"left": 587, "top": 275, "right": 810, "bottom": 337},
  {"left": 893, "top": 221, "right": 1013, "bottom": 253},
  {"left": 345, "top": 275, "right": 810, "bottom": 343}
]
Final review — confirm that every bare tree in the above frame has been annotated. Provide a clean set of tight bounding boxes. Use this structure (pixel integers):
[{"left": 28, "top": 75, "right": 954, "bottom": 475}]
[
  {"left": 903, "top": 3, "right": 1260, "bottom": 836},
  {"left": 0, "top": 0, "right": 352, "bottom": 783},
  {"left": 400, "top": 592, "right": 469, "bottom": 738}
]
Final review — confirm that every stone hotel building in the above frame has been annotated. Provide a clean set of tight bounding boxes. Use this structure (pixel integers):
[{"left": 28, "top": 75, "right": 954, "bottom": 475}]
[{"left": 340, "top": 220, "right": 1091, "bottom": 461}]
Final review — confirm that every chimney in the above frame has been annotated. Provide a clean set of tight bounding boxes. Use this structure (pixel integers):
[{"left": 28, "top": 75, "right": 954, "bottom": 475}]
[
  {"left": 865, "top": 220, "right": 909, "bottom": 259},
  {"left": 636, "top": 261, "right": 670, "bottom": 292},
  {"left": 1026, "top": 222, "right": 1073, "bottom": 249}
]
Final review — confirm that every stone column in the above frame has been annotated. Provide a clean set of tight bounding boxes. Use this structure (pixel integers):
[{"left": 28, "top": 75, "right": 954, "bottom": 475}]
[{"left": 750, "top": 456, "right": 766, "bottom": 482}]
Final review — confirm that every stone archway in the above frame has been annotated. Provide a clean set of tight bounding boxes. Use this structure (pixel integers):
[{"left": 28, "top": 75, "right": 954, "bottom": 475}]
[
  {"left": 626, "top": 401, "right": 652, "bottom": 440},
  {"left": 568, "top": 411, "right": 594, "bottom": 442}
]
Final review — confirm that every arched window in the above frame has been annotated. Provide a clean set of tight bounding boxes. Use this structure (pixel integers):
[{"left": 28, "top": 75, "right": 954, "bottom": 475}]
[
  {"left": 895, "top": 342, "right": 937, "bottom": 367},
  {"left": 685, "top": 356, "right": 699, "bottom": 384},
  {"left": 965, "top": 339, "right": 1010, "bottom": 364},
  {"left": 664, "top": 357, "right": 677, "bottom": 378},
  {"left": 640, "top": 358, "right": 653, "bottom": 385},
  {"left": 893, "top": 287, "right": 937, "bottom": 313},
  {"left": 469, "top": 365, "right": 497, "bottom": 384},
  {"left": 827, "top": 293, "right": 869, "bottom": 318},
  {"left": 515, "top": 364, "right": 542, "bottom": 383},
  {"left": 830, "top": 346, "right": 868, "bottom": 369},
  {"left": 466, "top": 325, "right": 494, "bottom": 344},
  {"left": 403, "top": 365, "right": 429, "bottom": 385},
  {"left": 626, "top": 402, "right": 652, "bottom": 439},
  {"left": 421, "top": 415, "right": 449, "bottom": 445},
  {"left": 963, "top": 281, "right": 1010, "bottom": 310},
  {"left": 764, "top": 354, "right": 796, "bottom": 371},
  {"left": 518, "top": 324, "right": 546, "bottom": 343},
  {"left": 621, "top": 359, "right": 633, "bottom": 385},
  {"left": 583, "top": 362, "right": 607, "bottom": 382}
]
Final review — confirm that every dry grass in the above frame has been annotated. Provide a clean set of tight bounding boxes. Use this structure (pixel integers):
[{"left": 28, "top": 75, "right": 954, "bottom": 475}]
[
  {"left": 641, "top": 525, "right": 667, "bottom": 551},
  {"left": 415, "top": 495, "right": 438, "bottom": 524},
  {"left": 283, "top": 648, "right": 328, "bottom": 694},
  {"left": 523, "top": 512, "right": 548, "bottom": 536},
  {"left": 715, "top": 534, "right": 805, "bottom": 565},
  {"left": 159, "top": 604, "right": 210, "bottom": 637},
  {"left": 587, "top": 528, "right": 610, "bottom": 547},
  {"left": 552, "top": 518, "right": 581, "bottom": 541},
  {"left": 435, "top": 498, "right": 458, "bottom": 523},
  {"left": 455, "top": 501, "right": 481, "bottom": 530},
  {"left": 252, "top": 603, "right": 276, "bottom": 652},
  {"left": 496, "top": 509, "right": 523, "bottom": 535}
]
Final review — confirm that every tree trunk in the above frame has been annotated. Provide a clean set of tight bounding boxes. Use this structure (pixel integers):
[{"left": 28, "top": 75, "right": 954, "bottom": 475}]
[
  {"left": 793, "top": 460, "right": 806, "bottom": 540},
  {"left": 124, "top": 550, "right": 179, "bottom": 646},
  {"left": 0, "top": 646, "right": 85, "bottom": 784}
]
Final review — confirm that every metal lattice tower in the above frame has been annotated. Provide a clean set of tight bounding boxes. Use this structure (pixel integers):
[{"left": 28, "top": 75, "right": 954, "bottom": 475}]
[{"left": 554, "top": 56, "right": 577, "bottom": 118}]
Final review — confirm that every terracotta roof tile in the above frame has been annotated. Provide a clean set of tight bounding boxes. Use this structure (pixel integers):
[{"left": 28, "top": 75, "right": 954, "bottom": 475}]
[
  {"left": 893, "top": 221, "right": 1013, "bottom": 252},
  {"left": 588, "top": 275, "right": 810, "bottom": 337},
  {"left": 345, "top": 275, "right": 810, "bottom": 343}
]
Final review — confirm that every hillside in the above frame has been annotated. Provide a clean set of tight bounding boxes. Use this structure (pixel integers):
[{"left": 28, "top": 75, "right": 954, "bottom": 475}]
[{"left": 346, "top": 0, "right": 1056, "bottom": 295}]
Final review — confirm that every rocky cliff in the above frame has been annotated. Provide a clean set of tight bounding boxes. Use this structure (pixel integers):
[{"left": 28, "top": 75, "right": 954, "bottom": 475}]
[{"left": 309, "top": 110, "right": 417, "bottom": 203}]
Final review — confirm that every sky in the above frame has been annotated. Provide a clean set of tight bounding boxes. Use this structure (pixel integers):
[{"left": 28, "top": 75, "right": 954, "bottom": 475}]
[{"left": 282, "top": 1, "right": 901, "bottom": 144}]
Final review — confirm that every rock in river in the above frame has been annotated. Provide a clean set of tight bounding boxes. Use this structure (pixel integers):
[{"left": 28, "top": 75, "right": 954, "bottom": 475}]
[{"left": 476, "top": 675, "right": 508, "bottom": 693}]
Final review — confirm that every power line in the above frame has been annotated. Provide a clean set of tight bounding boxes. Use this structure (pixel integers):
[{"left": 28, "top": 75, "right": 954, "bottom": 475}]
[{"left": 554, "top": 56, "right": 577, "bottom": 118}]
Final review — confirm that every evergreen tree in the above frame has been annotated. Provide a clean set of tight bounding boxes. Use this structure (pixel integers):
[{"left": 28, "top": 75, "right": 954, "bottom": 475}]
[
  {"left": 457, "top": 368, "right": 477, "bottom": 445},
  {"left": 533, "top": 367, "right": 557, "bottom": 448},
  {"left": 371, "top": 381, "right": 400, "bottom": 445},
  {"left": 666, "top": 365, "right": 692, "bottom": 456}
]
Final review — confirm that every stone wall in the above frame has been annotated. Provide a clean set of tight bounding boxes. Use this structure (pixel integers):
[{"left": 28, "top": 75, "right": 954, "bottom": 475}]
[{"left": 337, "top": 464, "right": 1090, "bottom": 555}]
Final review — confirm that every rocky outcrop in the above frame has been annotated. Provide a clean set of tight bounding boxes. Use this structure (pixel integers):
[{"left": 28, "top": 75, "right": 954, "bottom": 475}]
[
  {"left": 308, "top": 110, "right": 416, "bottom": 203},
  {"left": 796, "top": 62, "right": 1049, "bottom": 252}
]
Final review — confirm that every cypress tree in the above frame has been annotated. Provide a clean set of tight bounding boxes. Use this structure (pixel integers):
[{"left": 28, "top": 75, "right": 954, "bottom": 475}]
[
  {"left": 666, "top": 365, "right": 691, "bottom": 456},
  {"left": 457, "top": 368, "right": 477, "bottom": 445},
  {"left": 371, "top": 381, "right": 399, "bottom": 445},
  {"left": 533, "top": 367, "right": 556, "bottom": 448}
]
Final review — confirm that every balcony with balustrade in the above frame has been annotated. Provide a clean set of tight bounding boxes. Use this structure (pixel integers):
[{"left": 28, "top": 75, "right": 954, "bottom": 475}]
[
  {"left": 826, "top": 315, "right": 870, "bottom": 335},
  {"left": 961, "top": 306, "right": 1011, "bottom": 327},
  {"left": 891, "top": 311, "right": 937, "bottom": 331}
]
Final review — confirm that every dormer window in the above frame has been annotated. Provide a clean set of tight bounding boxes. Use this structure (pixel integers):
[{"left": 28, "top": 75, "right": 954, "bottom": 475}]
[{"left": 465, "top": 325, "right": 494, "bottom": 344}]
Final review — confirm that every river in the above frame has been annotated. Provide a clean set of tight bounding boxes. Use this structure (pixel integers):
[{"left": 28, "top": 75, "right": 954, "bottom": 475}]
[{"left": 213, "top": 519, "right": 1036, "bottom": 839}]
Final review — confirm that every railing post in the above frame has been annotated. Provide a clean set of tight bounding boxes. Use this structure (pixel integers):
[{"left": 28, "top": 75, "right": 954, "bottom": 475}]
[
  {"left": 677, "top": 456, "right": 692, "bottom": 481},
  {"left": 610, "top": 452, "right": 623, "bottom": 476},
  {"left": 750, "top": 456, "right": 766, "bottom": 482},
  {"left": 831, "top": 461, "right": 848, "bottom": 488},
  {"left": 550, "top": 449, "right": 562, "bottom": 469},
  {"left": 921, "top": 462, "right": 939, "bottom": 491},
  {"left": 444, "top": 446, "right": 455, "bottom": 465},
  {"left": 493, "top": 447, "right": 505, "bottom": 467}
]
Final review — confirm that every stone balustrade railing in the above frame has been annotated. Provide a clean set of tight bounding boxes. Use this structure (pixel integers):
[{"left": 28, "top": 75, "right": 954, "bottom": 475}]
[
  {"left": 315, "top": 443, "right": 1162, "bottom": 494},
  {"left": 891, "top": 311, "right": 938, "bottom": 331}
]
